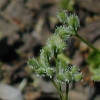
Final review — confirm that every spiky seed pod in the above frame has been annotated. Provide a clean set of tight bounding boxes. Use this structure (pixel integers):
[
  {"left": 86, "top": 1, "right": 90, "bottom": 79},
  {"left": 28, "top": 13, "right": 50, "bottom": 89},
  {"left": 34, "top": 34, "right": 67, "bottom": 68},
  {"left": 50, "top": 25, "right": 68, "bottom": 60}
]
[
  {"left": 74, "top": 73, "right": 83, "bottom": 82},
  {"left": 55, "top": 26, "right": 70, "bottom": 40},
  {"left": 40, "top": 48, "right": 50, "bottom": 68},
  {"left": 65, "top": 71, "right": 72, "bottom": 83},
  {"left": 56, "top": 73, "right": 66, "bottom": 82},
  {"left": 40, "top": 47, "right": 49, "bottom": 60},
  {"left": 46, "top": 35, "right": 66, "bottom": 58},
  {"left": 37, "top": 68, "right": 46, "bottom": 77},
  {"left": 46, "top": 68, "right": 55, "bottom": 78},
  {"left": 56, "top": 9, "right": 68, "bottom": 23},
  {"left": 46, "top": 38, "right": 55, "bottom": 58},
  {"left": 67, "top": 14, "right": 80, "bottom": 31},
  {"left": 58, "top": 59, "right": 68, "bottom": 73},
  {"left": 91, "top": 75, "right": 100, "bottom": 81},
  {"left": 27, "top": 58, "right": 39, "bottom": 69},
  {"left": 70, "top": 66, "right": 79, "bottom": 75}
]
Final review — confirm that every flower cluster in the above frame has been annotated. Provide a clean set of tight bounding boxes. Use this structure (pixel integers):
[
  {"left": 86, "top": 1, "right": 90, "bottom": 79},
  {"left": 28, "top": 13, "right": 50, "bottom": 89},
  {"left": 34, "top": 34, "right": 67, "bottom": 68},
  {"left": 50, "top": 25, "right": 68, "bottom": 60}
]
[
  {"left": 27, "top": 9, "right": 83, "bottom": 83},
  {"left": 56, "top": 9, "right": 80, "bottom": 37},
  {"left": 27, "top": 34, "right": 66, "bottom": 79},
  {"left": 56, "top": 59, "right": 83, "bottom": 83}
]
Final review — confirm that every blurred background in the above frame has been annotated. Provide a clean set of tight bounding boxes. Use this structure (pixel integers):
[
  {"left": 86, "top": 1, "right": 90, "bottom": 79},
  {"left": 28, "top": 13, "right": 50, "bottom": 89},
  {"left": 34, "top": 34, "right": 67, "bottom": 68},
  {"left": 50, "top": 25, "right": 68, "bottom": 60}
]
[{"left": 0, "top": 0, "right": 100, "bottom": 100}]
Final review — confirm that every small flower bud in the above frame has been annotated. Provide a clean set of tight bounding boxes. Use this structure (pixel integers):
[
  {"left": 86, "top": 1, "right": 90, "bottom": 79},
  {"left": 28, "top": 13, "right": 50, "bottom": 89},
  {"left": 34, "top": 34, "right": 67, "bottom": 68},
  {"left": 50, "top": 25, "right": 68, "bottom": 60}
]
[
  {"left": 91, "top": 75, "right": 100, "bottom": 81},
  {"left": 37, "top": 68, "right": 46, "bottom": 76},
  {"left": 56, "top": 9, "right": 68, "bottom": 23},
  {"left": 27, "top": 58, "right": 39, "bottom": 69},
  {"left": 70, "top": 66, "right": 78, "bottom": 75},
  {"left": 55, "top": 26, "right": 70, "bottom": 40},
  {"left": 56, "top": 73, "right": 66, "bottom": 82},
  {"left": 74, "top": 73, "right": 83, "bottom": 82},
  {"left": 67, "top": 14, "right": 80, "bottom": 31},
  {"left": 47, "top": 35, "right": 66, "bottom": 57},
  {"left": 46, "top": 68, "right": 55, "bottom": 78},
  {"left": 65, "top": 72, "right": 72, "bottom": 82}
]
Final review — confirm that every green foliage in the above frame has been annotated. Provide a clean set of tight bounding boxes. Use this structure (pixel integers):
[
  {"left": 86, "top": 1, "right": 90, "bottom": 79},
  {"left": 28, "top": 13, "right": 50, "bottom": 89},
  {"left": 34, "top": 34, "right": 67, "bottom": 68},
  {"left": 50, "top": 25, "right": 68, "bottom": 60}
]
[
  {"left": 27, "top": 58, "right": 39, "bottom": 69},
  {"left": 86, "top": 51, "right": 100, "bottom": 81},
  {"left": 87, "top": 51, "right": 100, "bottom": 74},
  {"left": 56, "top": 64, "right": 83, "bottom": 83}
]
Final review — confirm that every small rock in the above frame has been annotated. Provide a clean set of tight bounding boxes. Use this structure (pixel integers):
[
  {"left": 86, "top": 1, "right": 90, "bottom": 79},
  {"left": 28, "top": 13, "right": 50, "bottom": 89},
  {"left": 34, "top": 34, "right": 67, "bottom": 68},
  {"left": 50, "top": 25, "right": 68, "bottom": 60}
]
[{"left": 0, "top": 83, "right": 23, "bottom": 100}]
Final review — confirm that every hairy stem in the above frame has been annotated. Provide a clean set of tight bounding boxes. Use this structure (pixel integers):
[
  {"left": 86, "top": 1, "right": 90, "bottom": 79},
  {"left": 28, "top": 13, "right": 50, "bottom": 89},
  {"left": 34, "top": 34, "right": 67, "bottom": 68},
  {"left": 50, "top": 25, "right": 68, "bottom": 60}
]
[
  {"left": 55, "top": 58, "right": 63, "bottom": 99},
  {"left": 51, "top": 79, "right": 64, "bottom": 100},
  {"left": 76, "top": 33, "right": 100, "bottom": 54},
  {"left": 55, "top": 58, "right": 59, "bottom": 74},
  {"left": 65, "top": 82, "right": 69, "bottom": 100}
]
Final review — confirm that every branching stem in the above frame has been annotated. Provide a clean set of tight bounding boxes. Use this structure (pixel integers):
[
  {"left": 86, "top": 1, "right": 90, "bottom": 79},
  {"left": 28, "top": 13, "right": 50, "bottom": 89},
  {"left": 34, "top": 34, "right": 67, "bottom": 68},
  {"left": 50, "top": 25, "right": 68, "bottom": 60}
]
[{"left": 51, "top": 79, "right": 64, "bottom": 100}]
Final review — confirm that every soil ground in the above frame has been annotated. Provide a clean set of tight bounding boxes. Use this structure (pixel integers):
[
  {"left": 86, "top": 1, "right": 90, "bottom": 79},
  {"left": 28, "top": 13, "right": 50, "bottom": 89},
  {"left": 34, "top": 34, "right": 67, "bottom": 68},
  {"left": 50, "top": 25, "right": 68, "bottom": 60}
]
[{"left": 0, "top": 0, "right": 100, "bottom": 100}]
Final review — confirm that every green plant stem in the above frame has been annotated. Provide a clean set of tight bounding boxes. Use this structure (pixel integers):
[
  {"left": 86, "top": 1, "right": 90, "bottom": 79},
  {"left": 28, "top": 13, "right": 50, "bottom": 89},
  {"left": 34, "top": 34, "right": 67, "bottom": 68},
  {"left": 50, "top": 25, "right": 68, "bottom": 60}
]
[
  {"left": 55, "top": 58, "right": 59, "bottom": 74},
  {"left": 76, "top": 33, "right": 100, "bottom": 54},
  {"left": 58, "top": 82, "right": 62, "bottom": 100},
  {"left": 65, "top": 82, "right": 69, "bottom": 100},
  {"left": 51, "top": 79, "right": 64, "bottom": 100},
  {"left": 55, "top": 58, "right": 62, "bottom": 99}
]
